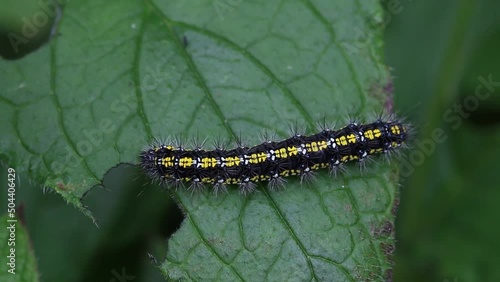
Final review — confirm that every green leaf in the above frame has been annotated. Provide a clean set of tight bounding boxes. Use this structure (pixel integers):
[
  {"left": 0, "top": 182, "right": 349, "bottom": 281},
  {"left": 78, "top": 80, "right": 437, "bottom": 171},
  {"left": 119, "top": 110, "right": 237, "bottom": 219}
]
[
  {"left": 1, "top": 0, "right": 397, "bottom": 280},
  {"left": 0, "top": 214, "right": 39, "bottom": 282}
]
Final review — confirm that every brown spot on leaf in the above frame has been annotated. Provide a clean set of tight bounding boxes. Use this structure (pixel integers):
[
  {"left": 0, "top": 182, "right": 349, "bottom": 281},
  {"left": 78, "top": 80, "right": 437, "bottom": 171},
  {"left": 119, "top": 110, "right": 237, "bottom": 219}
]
[
  {"left": 385, "top": 269, "right": 393, "bottom": 282},
  {"left": 56, "top": 182, "right": 66, "bottom": 190},
  {"left": 373, "top": 221, "right": 395, "bottom": 237},
  {"left": 391, "top": 196, "right": 400, "bottom": 216}
]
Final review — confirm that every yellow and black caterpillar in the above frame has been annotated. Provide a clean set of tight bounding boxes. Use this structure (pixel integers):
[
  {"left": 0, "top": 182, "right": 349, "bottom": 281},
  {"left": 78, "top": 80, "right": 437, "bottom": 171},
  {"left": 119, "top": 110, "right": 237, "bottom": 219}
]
[{"left": 140, "top": 118, "right": 409, "bottom": 194}]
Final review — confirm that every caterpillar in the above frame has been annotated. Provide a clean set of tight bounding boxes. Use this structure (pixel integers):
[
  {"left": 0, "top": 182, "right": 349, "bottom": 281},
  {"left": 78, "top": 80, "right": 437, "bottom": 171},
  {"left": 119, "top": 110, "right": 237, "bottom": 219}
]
[{"left": 140, "top": 117, "right": 409, "bottom": 195}]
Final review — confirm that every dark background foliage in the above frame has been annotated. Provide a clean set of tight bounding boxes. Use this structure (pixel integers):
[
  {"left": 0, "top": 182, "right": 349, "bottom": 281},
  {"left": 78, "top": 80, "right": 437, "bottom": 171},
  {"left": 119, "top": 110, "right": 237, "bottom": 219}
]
[{"left": 384, "top": 0, "right": 500, "bottom": 281}]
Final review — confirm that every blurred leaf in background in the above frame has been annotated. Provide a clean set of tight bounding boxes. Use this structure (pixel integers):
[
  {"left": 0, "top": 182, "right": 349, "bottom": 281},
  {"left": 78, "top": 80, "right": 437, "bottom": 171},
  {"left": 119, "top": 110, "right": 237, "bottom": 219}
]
[
  {"left": 384, "top": 0, "right": 500, "bottom": 281},
  {"left": 0, "top": 0, "right": 57, "bottom": 59},
  {"left": 0, "top": 213, "right": 39, "bottom": 282}
]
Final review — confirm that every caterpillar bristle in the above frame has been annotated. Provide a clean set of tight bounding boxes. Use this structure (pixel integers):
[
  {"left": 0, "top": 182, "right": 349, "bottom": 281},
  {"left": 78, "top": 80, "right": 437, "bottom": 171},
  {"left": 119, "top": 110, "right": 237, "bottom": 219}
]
[
  {"left": 268, "top": 177, "right": 286, "bottom": 191},
  {"left": 239, "top": 181, "right": 257, "bottom": 196}
]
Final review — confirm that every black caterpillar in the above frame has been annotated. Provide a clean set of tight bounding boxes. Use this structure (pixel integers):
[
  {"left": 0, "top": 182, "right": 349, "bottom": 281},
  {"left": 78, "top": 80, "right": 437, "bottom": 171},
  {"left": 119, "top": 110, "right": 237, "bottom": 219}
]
[{"left": 140, "top": 118, "right": 409, "bottom": 195}]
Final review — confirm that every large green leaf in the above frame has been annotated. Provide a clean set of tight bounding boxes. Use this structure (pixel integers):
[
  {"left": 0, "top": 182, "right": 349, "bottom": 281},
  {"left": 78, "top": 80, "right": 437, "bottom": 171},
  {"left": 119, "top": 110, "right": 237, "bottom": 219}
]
[{"left": 1, "top": 0, "right": 397, "bottom": 280}]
